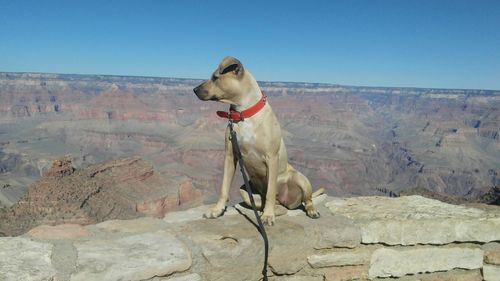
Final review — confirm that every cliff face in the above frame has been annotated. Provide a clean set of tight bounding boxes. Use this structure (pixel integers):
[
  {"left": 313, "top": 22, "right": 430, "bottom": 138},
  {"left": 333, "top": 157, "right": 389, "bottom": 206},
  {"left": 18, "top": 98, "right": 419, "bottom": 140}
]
[
  {"left": 0, "top": 72, "right": 498, "bottom": 205},
  {"left": 0, "top": 195, "right": 499, "bottom": 281},
  {"left": 0, "top": 156, "right": 202, "bottom": 236}
]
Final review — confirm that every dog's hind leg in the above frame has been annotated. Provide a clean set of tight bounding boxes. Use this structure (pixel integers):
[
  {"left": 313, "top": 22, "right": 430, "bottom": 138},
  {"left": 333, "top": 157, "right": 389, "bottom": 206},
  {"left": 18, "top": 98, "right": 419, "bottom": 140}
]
[
  {"left": 287, "top": 166, "right": 320, "bottom": 218},
  {"left": 240, "top": 185, "right": 288, "bottom": 216}
]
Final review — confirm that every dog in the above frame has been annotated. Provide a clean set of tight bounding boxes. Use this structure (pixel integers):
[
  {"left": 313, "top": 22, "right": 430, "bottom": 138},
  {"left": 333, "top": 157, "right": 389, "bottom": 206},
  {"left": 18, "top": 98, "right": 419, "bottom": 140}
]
[{"left": 194, "top": 56, "right": 322, "bottom": 225}]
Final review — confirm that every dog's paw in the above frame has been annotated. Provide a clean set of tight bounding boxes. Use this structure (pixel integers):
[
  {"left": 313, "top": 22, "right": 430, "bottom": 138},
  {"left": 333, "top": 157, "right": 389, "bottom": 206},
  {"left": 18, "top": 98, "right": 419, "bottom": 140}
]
[
  {"left": 306, "top": 208, "right": 320, "bottom": 219},
  {"left": 261, "top": 212, "right": 275, "bottom": 226},
  {"left": 203, "top": 206, "right": 225, "bottom": 219}
]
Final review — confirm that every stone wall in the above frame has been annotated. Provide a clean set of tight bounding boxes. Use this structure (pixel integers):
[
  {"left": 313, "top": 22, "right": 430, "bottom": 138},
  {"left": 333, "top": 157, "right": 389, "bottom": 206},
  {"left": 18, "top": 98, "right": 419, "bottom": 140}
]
[{"left": 0, "top": 195, "right": 499, "bottom": 281}]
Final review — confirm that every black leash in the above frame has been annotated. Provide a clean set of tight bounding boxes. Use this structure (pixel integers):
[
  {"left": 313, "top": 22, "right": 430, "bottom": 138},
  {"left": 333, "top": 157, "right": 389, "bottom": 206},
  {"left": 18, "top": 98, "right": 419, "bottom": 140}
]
[{"left": 228, "top": 120, "right": 269, "bottom": 281}]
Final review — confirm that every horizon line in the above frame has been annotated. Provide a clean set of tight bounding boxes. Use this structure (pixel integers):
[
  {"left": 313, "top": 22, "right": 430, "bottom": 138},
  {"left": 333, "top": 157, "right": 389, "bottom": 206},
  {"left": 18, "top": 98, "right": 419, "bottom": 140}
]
[{"left": 1, "top": 70, "right": 499, "bottom": 93}]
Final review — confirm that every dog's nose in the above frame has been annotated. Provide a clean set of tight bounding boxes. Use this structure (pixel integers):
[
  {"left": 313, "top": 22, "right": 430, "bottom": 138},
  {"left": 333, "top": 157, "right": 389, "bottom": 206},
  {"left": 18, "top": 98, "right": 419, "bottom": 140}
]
[{"left": 193, "top": 85, "right": 200, "bottom": 94}]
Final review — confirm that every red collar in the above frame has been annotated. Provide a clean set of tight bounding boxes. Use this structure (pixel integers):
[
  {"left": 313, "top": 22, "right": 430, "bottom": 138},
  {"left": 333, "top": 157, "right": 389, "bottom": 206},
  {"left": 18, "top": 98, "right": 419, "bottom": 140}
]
[{"left": 216, "top": 93, "right": 267, "bottom": 122}]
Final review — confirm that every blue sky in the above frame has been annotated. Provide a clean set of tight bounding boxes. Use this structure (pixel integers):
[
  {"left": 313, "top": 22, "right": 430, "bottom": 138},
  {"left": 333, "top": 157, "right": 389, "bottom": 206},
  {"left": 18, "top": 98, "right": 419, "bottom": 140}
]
[{"left": 1, "top": 0, "right": 499, "bottom": 90}]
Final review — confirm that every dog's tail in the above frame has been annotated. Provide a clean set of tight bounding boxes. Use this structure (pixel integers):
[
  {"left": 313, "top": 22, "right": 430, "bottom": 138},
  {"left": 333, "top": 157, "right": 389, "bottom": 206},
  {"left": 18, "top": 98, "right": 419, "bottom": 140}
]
[{"left": 312, "top": 187, "right": 325, "bottom": 198}]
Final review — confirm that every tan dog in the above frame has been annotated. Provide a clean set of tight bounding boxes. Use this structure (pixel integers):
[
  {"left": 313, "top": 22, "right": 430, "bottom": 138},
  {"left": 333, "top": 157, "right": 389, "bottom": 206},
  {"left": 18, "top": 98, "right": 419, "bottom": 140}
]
[{"left": 194, "top": 56, "right": 321, "bottom": 225}]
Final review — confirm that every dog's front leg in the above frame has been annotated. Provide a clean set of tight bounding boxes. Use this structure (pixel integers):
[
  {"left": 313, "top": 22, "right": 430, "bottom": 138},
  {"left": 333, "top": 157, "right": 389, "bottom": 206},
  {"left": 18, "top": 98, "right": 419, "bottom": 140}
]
[
  {"left": 204, "top": 128, "right": 236, "bottom": 219},
  {"left": 262, "top": 154, "right": 278, "bottom": 225}
]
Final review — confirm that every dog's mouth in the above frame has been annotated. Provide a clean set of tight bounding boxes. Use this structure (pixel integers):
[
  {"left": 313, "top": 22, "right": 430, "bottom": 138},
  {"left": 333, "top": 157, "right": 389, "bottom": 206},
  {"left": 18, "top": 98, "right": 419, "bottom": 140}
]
[
  {"left": 194, "top": 86, "right": 220, "bottom": 102},
  {"left": 195, "top": 94, "right": 219, "bottom": 101}
]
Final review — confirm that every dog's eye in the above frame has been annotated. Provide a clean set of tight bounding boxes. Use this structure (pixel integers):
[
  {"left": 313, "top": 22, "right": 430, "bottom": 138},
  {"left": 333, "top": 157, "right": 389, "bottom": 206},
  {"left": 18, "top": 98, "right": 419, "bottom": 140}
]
[{"left": 212, "top": 75, "right": 219, "bottom": 81}]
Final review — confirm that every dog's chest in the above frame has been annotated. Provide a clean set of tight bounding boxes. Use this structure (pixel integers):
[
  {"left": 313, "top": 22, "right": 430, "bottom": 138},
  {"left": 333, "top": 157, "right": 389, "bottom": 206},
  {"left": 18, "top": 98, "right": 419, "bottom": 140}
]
[{"left": 234, "top": 121, "right": 263, "bottom": 159}]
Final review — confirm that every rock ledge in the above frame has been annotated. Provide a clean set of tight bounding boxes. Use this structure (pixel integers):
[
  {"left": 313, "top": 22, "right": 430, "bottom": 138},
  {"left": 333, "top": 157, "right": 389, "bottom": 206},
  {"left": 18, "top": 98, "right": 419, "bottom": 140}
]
[{"left": 0, "top": 195, "right": 499, "bottom": 281}]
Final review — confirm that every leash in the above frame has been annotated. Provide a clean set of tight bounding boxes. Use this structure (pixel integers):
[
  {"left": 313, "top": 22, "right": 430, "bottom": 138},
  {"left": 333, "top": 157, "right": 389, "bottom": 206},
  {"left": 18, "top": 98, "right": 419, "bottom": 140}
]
[{"left": 228, "top": 120, "right": 269, "bottom": 281}]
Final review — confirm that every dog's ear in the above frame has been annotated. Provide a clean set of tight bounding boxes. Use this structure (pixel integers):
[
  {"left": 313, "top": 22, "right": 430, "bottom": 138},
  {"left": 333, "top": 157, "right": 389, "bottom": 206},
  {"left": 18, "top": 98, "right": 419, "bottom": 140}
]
[{"left": 218, "top": 56, "right": 244, "bottom": 76}]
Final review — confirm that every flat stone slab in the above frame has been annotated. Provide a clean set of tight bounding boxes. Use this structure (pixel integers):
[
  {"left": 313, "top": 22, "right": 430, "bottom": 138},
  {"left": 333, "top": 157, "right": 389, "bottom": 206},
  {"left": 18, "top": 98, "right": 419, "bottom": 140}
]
[
  {"left": 163, "top": 205, "right": 210, "bottom": 223},
  {"left": 71, "top": 231, "right": 191, "bottom": 281},
  {"left": 484, "top": 243, "right": 500, "bottom": 265},
  {"left": 149, "top": 273, "right": 201, "bottom": 281},
  {"left": 162, "top": 273, "right": 202, "bottom": 281},
  {"left": 282, "top": 213, "right": 361, "bottom": 249},
  {"left": 419, "top": 269, "right": 483, "bottom": 281},
  {"left": 312, "top": 216, "right": 360, "bottom": 249},
  {"left": 483, "top": 265, "right": 500, "bottom": 281},
  {"left": 183, "top": 215, "right": 264, "bottom": 281},
  {"left": 326, "top": 195, "right": 500, "bottom": 245},
  {"left": 27, "top": 223, "right": 90, "bottom": 240},
  {"left": 362, "top": 218, "right": 500, "bottom": 245},
  {"left": 369, "top": 247, "right": 483, "bottom": 278},
  {"left": 270, "top": 276, "right": 323, "bottom": 281},
  {"left": 326, "top": 195, "right": 489, "bottom": 221},
  {"left": 268, "top": 222, "right": 309, "bottom": 275},
  {"left": 163, "top": 205, "right": 239, "bottom": 223},
  {"left": 324, "top": 265, "right": 368, "bottom": 281},
  {"left": 94, "top": 216, "right": 166, "bottom": 233},
  {"left": 0, "top": 237, "right": 56, "bottom": 281},
  {"left": 307, "top": 249, "right": 371, "bottom": 268}
]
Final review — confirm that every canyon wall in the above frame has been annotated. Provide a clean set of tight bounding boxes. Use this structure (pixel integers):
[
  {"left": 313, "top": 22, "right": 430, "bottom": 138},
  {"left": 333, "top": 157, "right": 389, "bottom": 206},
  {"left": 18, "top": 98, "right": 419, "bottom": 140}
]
[
  {"left": 0, "top": 72, "right": 498, "bottom": 209},
  {"left": 0, "top": 156, "right": 202, "bottom": 236}
]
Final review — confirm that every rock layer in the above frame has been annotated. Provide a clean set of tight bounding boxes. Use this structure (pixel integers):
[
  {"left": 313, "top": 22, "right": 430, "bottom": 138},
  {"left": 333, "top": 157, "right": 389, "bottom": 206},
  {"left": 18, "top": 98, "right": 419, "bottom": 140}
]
[
  {"left": 362, "top": 218, "right": 500, "bottom": 245},
  {"left": 326, "top": 195, "right": 500, "bottom": 246},
  {"left": 368, "top": 247, "right": 484, "bottom": 278},
  {"left": 307, "top": 250, "right": 371, "bottom": 268},
  {"left": 483, "top": 265, "right": 500, "bottom": 281},
  {"left": 0, "top": 237, "right": 56, "bottom": 281}
]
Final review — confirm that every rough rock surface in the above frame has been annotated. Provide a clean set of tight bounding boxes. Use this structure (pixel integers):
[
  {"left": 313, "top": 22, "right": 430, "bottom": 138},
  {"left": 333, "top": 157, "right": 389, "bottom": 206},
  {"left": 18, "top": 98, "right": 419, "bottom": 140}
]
[
  {"left": 418, "top": 269, "right": 483, "bottom": 281},
  {"left": 161, "top": 273, "right": 202, "bottom": 281},
  {"left": 368, "top": 247, "right": 484, "bottom": 278},
  {"left": 163, "top": 205, "right": 213, "bottom": 224},
  {"left": 0, "top": 237, "right": 56, "bottom": 281},
  {"left": 308, "top": 249, "right": 372, "bottom": 268},
  {"left": 94, "top": 216, "right": 168, "bottom": 233},
  {"left": 1, "top": 195, "right": 499, "bottom": 281},
  {"left": 71, "top": 231, "right": 191, "bottom": 281},
  {"left": 0, "top": 156, "right": 202, "bottom": 236},
  {"left": 326, "top": 195, "right": 488, "bottom": 221},
  {"left": 270, "top": 276, "right": 323, "bottom": 281},
  {"left": 27, "top": 224, "right": 90, "bottom": 240},
  {"left": 327, "top": 195, "right": 500, "bottom": 245},
  {"left": 484, "top": 243, "right": 500, "bottom": 265},
  {"left": 361, "top": 218, "right": 500, "bottom": 245},
  {"left": 483, "top": 264, "right": 500, "bottom": 281},
  {"left": 323, "top": 265, "right": 369, "bottom": 281}
]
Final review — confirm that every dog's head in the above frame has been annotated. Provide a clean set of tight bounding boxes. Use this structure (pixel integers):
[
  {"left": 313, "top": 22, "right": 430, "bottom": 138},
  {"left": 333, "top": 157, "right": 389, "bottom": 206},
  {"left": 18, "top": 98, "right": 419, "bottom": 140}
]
[{"left": 193, "top": 56, "right": 248, "bottom": 104}]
